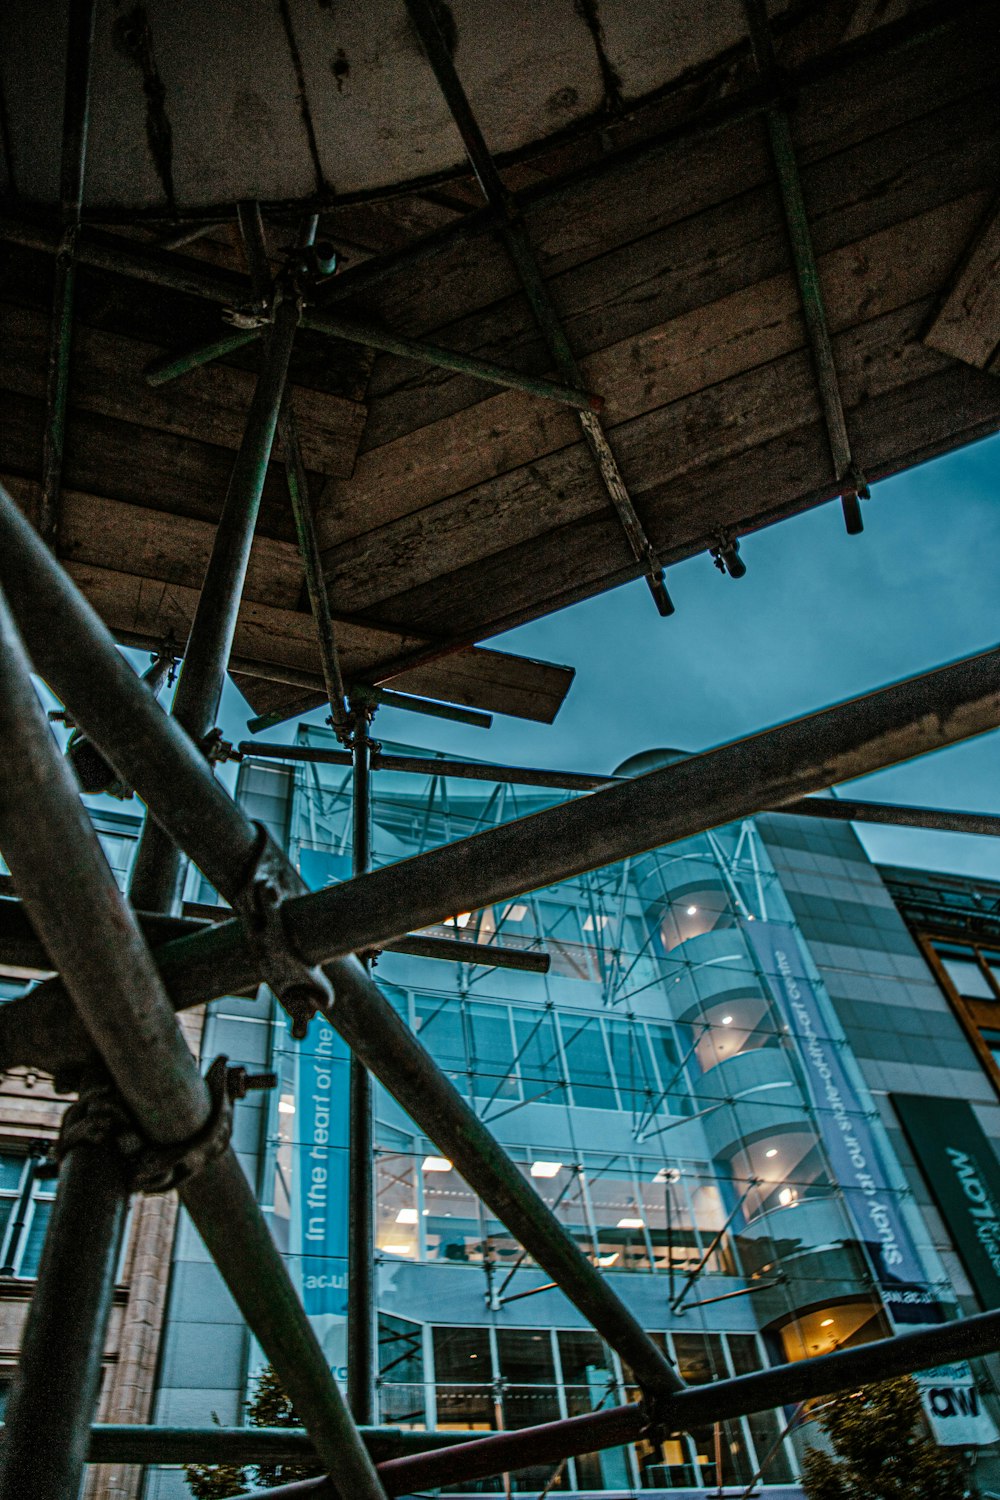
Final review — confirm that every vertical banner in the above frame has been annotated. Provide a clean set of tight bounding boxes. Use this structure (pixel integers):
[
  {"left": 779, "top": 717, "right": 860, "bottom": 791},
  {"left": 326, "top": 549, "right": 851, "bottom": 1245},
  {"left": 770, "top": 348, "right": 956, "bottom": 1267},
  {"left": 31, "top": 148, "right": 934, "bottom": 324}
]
[
  {"left": 289, "top": 847, "right": 354, "bottom": 1380},
  {"left": 893, "top": 1093, "right": 1000, "bottom": 1310},
  {"left": 745, "top": 921, "right": 937, "bottom": 1323}
]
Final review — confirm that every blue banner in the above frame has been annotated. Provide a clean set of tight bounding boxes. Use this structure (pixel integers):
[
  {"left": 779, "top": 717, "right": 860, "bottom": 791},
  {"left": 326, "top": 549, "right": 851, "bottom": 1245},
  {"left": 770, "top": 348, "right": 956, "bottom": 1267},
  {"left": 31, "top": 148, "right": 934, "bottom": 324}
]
[
  {"left": 745, "top": 921, "right": 938, "bottom": 1322},
  {"left": 288, "top": 846, "right": 353, "bottom": 1375}
]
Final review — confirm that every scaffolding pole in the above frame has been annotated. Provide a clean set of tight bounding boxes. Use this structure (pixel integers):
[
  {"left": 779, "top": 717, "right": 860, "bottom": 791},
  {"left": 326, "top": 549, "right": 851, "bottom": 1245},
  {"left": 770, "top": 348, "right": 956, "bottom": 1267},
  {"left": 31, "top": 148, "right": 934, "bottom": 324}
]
[{"left": 0, "top": 483, "right": 681, "bottom": 1406}]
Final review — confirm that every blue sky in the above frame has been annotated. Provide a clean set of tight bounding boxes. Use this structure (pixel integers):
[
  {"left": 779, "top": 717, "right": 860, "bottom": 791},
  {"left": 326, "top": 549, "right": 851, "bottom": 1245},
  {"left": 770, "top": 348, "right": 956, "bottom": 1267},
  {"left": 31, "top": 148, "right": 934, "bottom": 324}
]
[
  {"left": 215, "top": 432, "right": 1000, "bottom": 881},
  {"left": 93, "top": 431, "right": 999, "bottom": 883}
]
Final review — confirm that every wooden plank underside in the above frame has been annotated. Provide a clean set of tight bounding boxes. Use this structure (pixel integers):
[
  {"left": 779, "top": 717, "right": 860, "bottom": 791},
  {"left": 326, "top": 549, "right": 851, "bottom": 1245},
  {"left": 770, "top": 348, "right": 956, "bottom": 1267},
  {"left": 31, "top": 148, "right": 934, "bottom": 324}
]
[
  {"left": 354, "top": 10, "right": 997, "bottom": 440},
  {"left": 363, "top": 357, "right": 1000, "bottom": 644},
  {"left": 297, "top": 14, "right": 1000, "bottom": 636},
  {"left": 924, "top": 193, "right": 1000, "bottom": 370},
  {"left": 58, "top": 560, "right": 572, "bottom": 725},
  {"left": 317, "top": 193, "right": 988, "bottom": 559},
  {"left": 0, "top": 302, "right": 367, "bottom": 479}
]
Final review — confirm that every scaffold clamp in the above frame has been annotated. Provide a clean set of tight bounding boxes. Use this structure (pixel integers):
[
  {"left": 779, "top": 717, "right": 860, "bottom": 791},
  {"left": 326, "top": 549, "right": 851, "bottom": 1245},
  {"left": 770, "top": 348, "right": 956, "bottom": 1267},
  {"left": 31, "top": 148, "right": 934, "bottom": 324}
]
[
  {"left": 56, "top": 1056, "right": 234, "bottom": 1195},
  {"left": 235, "top": 823, "right": 334, "bottom": 1039}
]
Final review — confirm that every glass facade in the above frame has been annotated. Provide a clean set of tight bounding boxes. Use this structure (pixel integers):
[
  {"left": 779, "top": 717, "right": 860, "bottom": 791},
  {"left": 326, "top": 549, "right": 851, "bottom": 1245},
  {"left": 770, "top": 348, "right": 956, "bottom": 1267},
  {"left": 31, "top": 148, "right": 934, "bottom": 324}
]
[{"left": 231, "top": 732, "right": 967, "bottom": 1494}]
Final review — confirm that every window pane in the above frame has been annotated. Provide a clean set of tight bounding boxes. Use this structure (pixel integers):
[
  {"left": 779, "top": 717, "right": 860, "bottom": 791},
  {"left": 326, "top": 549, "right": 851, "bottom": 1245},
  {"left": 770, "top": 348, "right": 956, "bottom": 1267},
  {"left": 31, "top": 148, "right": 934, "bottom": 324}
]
[
  {"left": 0, "top": 1155, "right": 25, "bottom": 1192},
  {"left": 585, "top": 1160, "right": 651, "bottom": 1271},
  {"left": 19, "top": 1198, "right": 53, "bottom": 1278},
  {"left": 606, "top": 1020, "right": 654, "bottom": 1117},
  {"left": 376, "top": 1153, "right": 417, "bottom": 1260},
  {"left": 414, "top": 998, "right": 466, "bottom": 1078},
  {"left": 512, "top": 1013, "right": 566, "bottom": 1106},
  {"left": 423, "top": 1163, "right": 481, "bottom": 1263},
  {"left": 558, "top": 1333, "right": 629, "bottom": 1491},
  {"left": 559, "top": 1018, "right": 613, "bottom": 1109},
  {"left": 433, "top": 1326, "right": 496, "bottom": 1438},
  {"left": 941, "top": 956, "right": 994, "bottom": 999},
  {"left": 378, "top": 1313, "right": 426, "bottom": 1429},
  {"left": 468, "top": 1004, "right": 518, "bottom": 1101}
]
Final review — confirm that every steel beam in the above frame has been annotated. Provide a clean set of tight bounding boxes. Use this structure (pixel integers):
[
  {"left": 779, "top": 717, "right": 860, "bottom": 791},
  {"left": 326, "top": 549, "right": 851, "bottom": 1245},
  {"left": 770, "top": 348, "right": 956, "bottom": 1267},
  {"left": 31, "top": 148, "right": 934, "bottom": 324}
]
[
  {"left": 404, "top": 0, "right": 672, "bottom": 615},
  {"left": 241, "top": 743, "right": 1000, "bottom": 836},
  {"left": 57, "top": 1423, "right": 478, "bottom": 1466},
  {"left": 158, "top": 648, "right": 1000, "bottom": 987},
  {"left": 784, "top": 796, "right": 1000, "bottom": 838},
  {"left": 0, "top": 893, "right": 548, "bottom": 978}
]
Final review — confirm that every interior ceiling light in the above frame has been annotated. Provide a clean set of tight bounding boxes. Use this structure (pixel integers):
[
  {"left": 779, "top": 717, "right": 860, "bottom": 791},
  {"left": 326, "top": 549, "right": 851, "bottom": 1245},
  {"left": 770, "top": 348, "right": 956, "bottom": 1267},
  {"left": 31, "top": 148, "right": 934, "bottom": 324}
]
[
  {"left": 504, "top": 904, "right": 528, "bottom": 922},
  {"left": 422, "top": 1156, "right": 453, "bottom": 1172},
  {"left": 530, "top": 1160, "right": 563, "bottom": 1178},
  {"left": 278, "top": 1097, "right": 295, "bottom": 1115},
  {"left": 779, "top": 1188, "right": 795, "bottom": 1206},
  {"left": 686, "top": 905, "right": 698, "bottom": 916},
  {"left": 381, "top": 1243, "right": 412, "bottom": 1254},
  {"left": 765, "top": 1148, "right": 778, "bottom": 1159},
  {"left": 395, "top": 1208, "right": 418, "bottom": 1224},
  {"left": 596, "top": 1252, "right": 620, "bottom": 1266},
  {"left": 721, "top": 1015, "right": 734, "bottom": 1026},
  {"left": 444, "top": 912, "right": 472, "bottom": 928},
  {"left": 820, "top": 1318, "right": 835, "bottom": 1328},
  {"left": 617, "top": 1217, "right": 644, "bottom": 1229}
]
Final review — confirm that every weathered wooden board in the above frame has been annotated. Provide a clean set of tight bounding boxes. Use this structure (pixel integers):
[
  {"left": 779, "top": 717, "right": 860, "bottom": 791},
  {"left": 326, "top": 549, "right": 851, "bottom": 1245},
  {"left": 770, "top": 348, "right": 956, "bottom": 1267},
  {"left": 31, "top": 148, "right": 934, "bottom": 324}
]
[
  {"left": 0, "top": 303, "right": 367, "bottom": 478},
  {"left": 360, "top": 82, "right": 1000, "bottom": 449},
  {"left": 364, "top": 359, "right": 1000, "bottom": 643},
  {"left": 0, "top": 389, "right": 300, "bottom": 542},
  {"left": 318, "top": 300, "right": 948, "bottom": 614},
  {"left": 924, "top": 195, "right": 1000, "bottom": 370},
  {"left": 353, "top": 10, "right": 994, "bottom": 345},
  {"left": 0, "top": 480, "right": 304, "bottom": 611},
  {"left": 59, "top": 560, "right": 572, "bottom": 724},
  {"left": 316, "top": 194, "right": 987, "bottom": 553}
]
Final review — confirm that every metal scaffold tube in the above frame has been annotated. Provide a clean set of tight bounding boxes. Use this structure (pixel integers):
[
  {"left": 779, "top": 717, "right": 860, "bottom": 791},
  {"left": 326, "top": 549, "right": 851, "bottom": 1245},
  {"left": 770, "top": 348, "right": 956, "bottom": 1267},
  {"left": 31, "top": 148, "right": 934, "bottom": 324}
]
[
  {"left": 0, "top": 582, "right": 388, "bottom": 1500},
  {"left": 0, "top": 1138, "right": 131, "bottom": 1500},
  {"left": 239, "top": 1307, "right": 1000, "bottom": 1499},
  {"left": 0, "top": 484, "right": 682, "bottom": 1404}
]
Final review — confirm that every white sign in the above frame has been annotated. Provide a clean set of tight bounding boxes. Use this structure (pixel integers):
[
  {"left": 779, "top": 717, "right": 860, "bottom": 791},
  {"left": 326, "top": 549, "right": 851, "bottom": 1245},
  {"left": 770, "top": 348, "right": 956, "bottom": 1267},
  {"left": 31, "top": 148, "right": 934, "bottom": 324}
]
[{"left": 917, "top": 1362, "right": 999, "bottom": 1447}]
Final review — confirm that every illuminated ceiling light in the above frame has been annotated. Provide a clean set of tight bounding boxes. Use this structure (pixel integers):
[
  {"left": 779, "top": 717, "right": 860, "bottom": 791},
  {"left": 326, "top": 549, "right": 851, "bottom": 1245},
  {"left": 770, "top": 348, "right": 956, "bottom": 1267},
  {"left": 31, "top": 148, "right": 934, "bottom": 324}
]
[
  {"left": 422, "top": 1156, "right": 453, "bottom": 1172},
  {"left": 395, "top": 1208, "right": 418, "bottom": 1224},
  {"left": 381, "top": 1243, "right": 412, "bottom": 1255},
  {"left": 444, "top": 912, "right": 472, "bottom": 928},
  {"left": 720, "top": 1015, "right": 733, "bottom": 1026},
  {"left": 503, "top": 904, "right": 528, "bottom": 922},
  {"left": 765, "top": 1148, "right": 778, "bottom": 1159},
  {"left": 778, "top": 1188, "right": 795, "bottom": 1207},
  {"left": 278, "top": 1097, "right": 295, "bottom": 1115},
  {"left": 596, "top": 1252, "right": 620, "bottom": 1266},
  {"left": 617, "top": 1217, "right": 645, "bottom": 1229},
  {"left": 583, "top": 914, "right": 609, "bottom": 931},
  {"left": 820, "top": 1318, "right": 835, "bottom": 1328},
  {"left": 686, "top": 905, "right": 698, "bottom": 916},
  {"left": 530, "top": 1160, "right": 563, "bottom": 1178}
]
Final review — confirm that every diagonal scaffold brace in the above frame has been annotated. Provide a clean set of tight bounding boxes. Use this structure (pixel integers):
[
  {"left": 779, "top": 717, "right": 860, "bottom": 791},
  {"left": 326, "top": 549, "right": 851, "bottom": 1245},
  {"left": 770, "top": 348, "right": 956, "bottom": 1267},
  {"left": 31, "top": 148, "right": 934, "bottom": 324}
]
[
  {"left": 0, "top": 481, "right": 684, "bottom": 1411},
  {"left": 0, "top": 587, "right": 383, "bottom": 1500}
]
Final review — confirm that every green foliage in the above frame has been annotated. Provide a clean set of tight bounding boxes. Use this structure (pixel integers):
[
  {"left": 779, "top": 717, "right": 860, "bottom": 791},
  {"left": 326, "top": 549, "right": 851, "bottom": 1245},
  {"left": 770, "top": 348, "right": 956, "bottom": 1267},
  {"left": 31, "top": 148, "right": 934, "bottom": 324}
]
[
  {"left": 801, "top": 1376, "right": 969, "bottom": 1500},
  {"left": 183, "top": 1366, "right": 325, "bottom": 1498}
]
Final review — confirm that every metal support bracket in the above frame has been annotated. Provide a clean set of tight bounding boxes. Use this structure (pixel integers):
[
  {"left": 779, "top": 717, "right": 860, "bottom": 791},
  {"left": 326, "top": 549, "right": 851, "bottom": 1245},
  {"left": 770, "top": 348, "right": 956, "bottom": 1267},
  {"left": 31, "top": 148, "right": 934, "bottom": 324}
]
[
  {"left": 56, "top": 1056, "right": 234, "bottom": 1195},
  {"left": 742, "top": 0, "right": 869, "bottom": 536},
  {"left": 234, "top": 823, "right": 334, "bottom": 1038}
]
